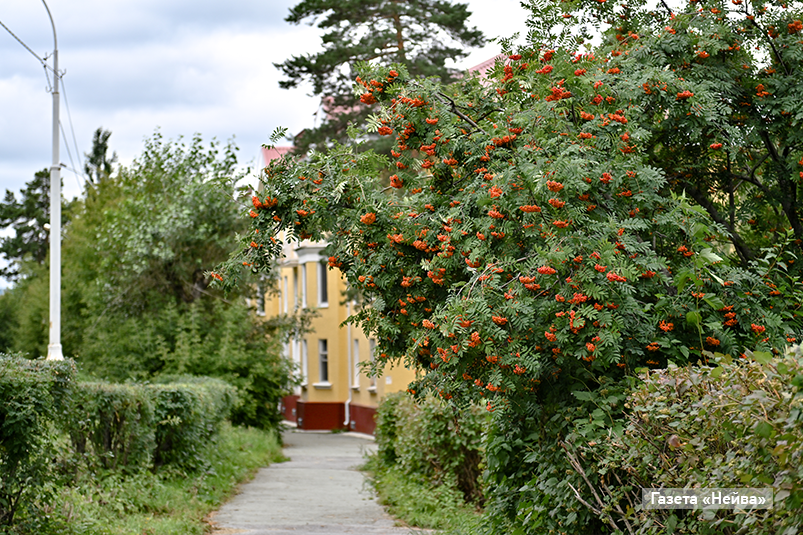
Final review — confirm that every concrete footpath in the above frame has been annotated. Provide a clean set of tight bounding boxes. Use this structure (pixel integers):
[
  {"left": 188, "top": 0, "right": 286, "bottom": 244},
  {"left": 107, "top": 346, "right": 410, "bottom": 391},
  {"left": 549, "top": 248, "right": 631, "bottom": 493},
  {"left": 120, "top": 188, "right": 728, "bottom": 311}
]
[{"left": 207, "top": 429, "right": 420, "bottom": 535}]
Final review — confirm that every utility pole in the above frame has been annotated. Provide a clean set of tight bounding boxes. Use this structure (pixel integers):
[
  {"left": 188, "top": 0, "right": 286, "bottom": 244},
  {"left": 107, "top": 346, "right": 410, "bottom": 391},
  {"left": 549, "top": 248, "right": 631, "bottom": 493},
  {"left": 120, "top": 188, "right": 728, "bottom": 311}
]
[{"left": 43, "top": 0, "right": 63, "bottom": 360}]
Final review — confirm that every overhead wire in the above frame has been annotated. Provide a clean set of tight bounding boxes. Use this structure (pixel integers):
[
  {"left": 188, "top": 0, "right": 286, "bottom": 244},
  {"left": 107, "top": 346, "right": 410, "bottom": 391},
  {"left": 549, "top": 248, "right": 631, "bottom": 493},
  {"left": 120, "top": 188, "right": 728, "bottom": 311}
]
[
  {"left": 2, "top": 17, "right": 87, "bottom": 194},
  {"left": 59, "top": 120, "right": 83, "bottom": 193},
  {"left": 0, "top": 18, "right": 51, "bottom": 72},
  {"left": 60, "top": 79, "right": 87, "bottom": 191}
]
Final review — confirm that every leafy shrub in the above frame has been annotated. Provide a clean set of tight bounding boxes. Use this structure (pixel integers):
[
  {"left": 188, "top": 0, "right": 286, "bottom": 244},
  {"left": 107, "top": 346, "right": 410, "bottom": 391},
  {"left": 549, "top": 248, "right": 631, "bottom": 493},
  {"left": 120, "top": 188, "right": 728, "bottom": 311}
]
[
  {"left": 65, "top": 382, "right": 156, "bottom": 472},
  {"left": 373, "top": 392, "right": 486, "bottom": 505},
  {"left": 0, "top": 355, "right": 75, "bottom": 530},
  {"left": 565, "top": 347, "right": 803, "bottom": 534},
  {"left": 478, "top": 374, "right": 631, "bottom": 535},
  {"left": 150, "top": 377, "right": 238, "bottom": 469},
  {"left": 64, "top": 378, "right": 238, "bottom": 473}
]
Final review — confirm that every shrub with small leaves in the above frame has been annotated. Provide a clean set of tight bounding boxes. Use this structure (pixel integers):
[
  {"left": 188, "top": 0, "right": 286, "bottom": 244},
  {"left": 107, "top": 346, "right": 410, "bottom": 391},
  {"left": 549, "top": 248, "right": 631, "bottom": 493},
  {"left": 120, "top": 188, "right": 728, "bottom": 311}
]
[
  {"left": 565, "top": 347, "right": 803, "bottom": 534},
  {"left": 373, "top": 392, "right": 486, "bottom": 506},
  {"left": 0, "top": 355, "right": 75, "bottom": 530}
]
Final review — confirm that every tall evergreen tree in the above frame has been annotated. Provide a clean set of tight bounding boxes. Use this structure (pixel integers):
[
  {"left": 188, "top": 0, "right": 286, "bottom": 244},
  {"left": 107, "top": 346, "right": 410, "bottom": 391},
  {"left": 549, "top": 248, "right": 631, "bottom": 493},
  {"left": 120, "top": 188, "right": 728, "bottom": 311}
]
[
  {"left": 0, "top": 169, "right": 55, "bottom": 283},
  {"left": 83, "top": 127, "right": 118, "bottom": 184},
  {"left": 276, "top": 0, "right": 485, "bottom": 154}
]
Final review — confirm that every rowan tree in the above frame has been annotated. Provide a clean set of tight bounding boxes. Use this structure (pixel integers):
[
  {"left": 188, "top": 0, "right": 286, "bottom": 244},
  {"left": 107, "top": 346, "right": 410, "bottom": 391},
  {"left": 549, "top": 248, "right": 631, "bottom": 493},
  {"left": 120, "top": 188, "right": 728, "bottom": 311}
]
[
  {"left": 221, "top": 56, "right": 801, "bottom": 410},
  {"left": 276, "top": 0, "right": 485, "bottom": 155},
  {"left": 222, "top": 0, "right": 803, "bottom": 528},
  {"left": 520, "top": 0, "right": 803, "bottom": 264}
]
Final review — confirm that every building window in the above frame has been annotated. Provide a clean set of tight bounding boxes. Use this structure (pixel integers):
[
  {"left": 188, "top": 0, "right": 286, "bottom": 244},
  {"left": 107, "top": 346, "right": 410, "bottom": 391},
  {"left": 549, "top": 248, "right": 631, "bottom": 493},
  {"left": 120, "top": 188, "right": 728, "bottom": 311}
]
[
  {"left": 318, "top": 261, "right": 328, "bottom": 307},
  {"left": 369, "top": 339, "right": 377, "bottom": 389},
  {"left": 353, "top": 339, "right": 360, "bottom": 388},
  {"left": 318, "top": 339, "right": 329, "bottom": 383},
  {"left": 293, "top": 268, "right": 299, "bottom": 310},
  {"left": 301, "top": 263, "right": 308, "bottom": 308}
]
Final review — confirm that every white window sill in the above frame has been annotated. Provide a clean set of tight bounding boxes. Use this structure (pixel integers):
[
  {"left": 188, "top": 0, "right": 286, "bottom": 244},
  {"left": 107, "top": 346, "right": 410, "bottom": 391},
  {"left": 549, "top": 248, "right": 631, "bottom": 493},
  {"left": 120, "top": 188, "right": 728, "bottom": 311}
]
[
  {"left": 312, "top": 382, "right": 332, "bottom": 389},
  {"left": 368, "top": 386, "right": 377, "bottom": 394},
  {"left": 351, "top": 386, "right": 360, "bottom": 392},
  {"left": 318, "top": 302, "right": 329, "bottom": 308}
]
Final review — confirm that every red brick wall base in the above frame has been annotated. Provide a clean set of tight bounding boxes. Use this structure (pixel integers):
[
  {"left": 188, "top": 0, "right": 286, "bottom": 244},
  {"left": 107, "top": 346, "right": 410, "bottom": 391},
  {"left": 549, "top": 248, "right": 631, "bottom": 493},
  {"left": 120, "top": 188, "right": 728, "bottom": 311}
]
[
  {"left": 281, "top": 395, "right": 299, "bottom": 423},
  {"left": 348, "top": 404, "right": 377, "bottom": 435},
  {"left": 296, "top": 401, "right": 345, "bottom": 430}
]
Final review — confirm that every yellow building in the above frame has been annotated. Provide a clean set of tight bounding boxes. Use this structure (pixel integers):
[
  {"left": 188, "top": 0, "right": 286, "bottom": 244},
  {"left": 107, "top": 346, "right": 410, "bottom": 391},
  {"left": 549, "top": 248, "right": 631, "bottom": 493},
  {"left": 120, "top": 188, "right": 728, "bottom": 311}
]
[
  {"left": 259, "top": 147, "right": 416, "bottom": 434},
  {"left": 259, "top": 237, "right": 417, "bottom": 433}
]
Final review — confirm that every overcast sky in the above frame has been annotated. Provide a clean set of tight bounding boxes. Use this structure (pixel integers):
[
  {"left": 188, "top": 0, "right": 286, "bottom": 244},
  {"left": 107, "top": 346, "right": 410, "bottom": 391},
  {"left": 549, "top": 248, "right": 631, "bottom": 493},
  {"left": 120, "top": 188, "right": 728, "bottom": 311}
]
[{"left": 1, "top": 0, "right": 530, "bottom": 204}]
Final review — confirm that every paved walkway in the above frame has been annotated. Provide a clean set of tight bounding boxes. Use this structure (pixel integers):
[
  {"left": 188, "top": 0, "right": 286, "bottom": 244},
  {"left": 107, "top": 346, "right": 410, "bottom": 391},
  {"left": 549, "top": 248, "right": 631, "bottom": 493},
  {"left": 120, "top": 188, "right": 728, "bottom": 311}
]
[{"left": 208, "top": 430, "right": 419, "bottom": 535}]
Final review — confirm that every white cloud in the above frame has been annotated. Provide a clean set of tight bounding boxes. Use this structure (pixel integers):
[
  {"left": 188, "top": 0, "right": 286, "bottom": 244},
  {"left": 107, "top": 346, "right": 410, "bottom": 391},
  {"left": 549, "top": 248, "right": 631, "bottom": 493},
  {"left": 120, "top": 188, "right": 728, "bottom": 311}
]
[{"left": 0, "top": 0, "right": 529, "bottom": 203}]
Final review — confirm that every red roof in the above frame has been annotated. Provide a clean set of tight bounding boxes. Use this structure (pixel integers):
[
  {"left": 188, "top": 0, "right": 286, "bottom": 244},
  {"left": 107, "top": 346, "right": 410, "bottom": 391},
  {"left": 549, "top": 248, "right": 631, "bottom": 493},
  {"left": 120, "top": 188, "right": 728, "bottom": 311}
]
[
  {"left": 261, "top": 146, "right": 293, "bottom": 165},
  {"left": 468, "top": 54, "right": 506, "bottom": 77}
]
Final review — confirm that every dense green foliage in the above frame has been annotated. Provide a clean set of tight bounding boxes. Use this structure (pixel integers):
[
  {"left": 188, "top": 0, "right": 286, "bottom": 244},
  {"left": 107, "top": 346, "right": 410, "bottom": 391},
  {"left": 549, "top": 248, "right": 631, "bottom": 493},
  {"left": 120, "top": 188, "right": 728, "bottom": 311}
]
[
  {"left": 276, "top": 0, "right": 485, "bottom": 154},
  {"left": 62, "top": 377, "right": 237, "bottom": 473},
  {"left": 225, "top": 58, "right": 801, "bottom": 409},
  {"left": 0, "top": 357, "right": 75, "bottom": 530},
  {"left": 520, "top": 0, "right": 803, "bottom": 262},
  {"left": 1, "top": 132, "right": 299, "bottom": 430},
  {"left": 367, "top": 392, "right": 485, "bottom": 530},
  {"left": 0, "top": 355, "right": 255, "bottom": 534},
  {"left": 568, "top": 347, "right": 803, "bottom": 534},
  {"left": 480, "top": 375, "right": 632, "bottom": 533},
  {"left": 221, "top": 0, "right": 803, "bottom": 528}
]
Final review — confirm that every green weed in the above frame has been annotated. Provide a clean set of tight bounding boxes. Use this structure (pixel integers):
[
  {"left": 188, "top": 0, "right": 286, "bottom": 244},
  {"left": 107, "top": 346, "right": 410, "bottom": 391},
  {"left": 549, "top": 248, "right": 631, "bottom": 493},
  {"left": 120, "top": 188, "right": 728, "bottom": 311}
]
[
  {"left": 364, "top": 458, "right": 480, "bottom": 531},
  {"left": 49, "top": 423, "right": 283, "bottom": 535}
]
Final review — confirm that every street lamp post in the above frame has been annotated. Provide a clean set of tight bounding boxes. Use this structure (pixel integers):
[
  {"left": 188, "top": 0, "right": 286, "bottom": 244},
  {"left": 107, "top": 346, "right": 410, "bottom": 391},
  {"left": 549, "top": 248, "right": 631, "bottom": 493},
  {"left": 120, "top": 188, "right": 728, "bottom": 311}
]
[{"left": 43, "top": 0, "right": 62, "bottom": 361}]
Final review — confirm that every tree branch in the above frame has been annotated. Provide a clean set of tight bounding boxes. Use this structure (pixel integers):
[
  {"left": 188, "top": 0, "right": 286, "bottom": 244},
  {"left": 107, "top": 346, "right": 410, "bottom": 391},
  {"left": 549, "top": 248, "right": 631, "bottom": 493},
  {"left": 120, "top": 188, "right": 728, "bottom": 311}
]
[
  {"left": 435, "top": 91, "right": 484, "bottom": 132},
  {"left": 678, "top": 177, "right": 755, "bottom": 262},
  {"left": 742, "top": 12, "right": 791, "bottom": 76}
]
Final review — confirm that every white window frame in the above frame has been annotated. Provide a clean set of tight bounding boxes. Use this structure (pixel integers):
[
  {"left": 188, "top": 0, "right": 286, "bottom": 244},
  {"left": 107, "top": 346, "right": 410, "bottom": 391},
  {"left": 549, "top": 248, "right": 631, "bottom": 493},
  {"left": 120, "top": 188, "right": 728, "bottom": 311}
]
[
  {"left": 314, "top": 339, "right": 330, "bottom": 387},
  {"left": 293, "top": 268, "right": 299, "bottom": 311},
  {"left": 368, "top": 339, "right": 377, "bottom": 391},
  {"left": 283, "top": 276, "right": 289, "bottom": 314},
  {"left": 301, "top": 263, "right": 308, "bottom": 308},
  {"left": 352, "top": 338, "right": 360, "bottom": 389},
  {"left": 317, "top": 261, "right": 328, "bottom": 308}
]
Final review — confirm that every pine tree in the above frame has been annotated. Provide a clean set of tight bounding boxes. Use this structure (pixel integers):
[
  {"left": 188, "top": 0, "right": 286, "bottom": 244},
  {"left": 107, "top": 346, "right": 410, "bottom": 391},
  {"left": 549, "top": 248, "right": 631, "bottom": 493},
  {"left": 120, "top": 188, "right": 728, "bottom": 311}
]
[
  {"left": 84, "top": 127, "right": 118, "bottom": 184},
  {"left": 276, "top": 0, "right": 485, "bottom": 154},
  {"left": 0, "top": 169, "right": 54, "bottom": 282}
]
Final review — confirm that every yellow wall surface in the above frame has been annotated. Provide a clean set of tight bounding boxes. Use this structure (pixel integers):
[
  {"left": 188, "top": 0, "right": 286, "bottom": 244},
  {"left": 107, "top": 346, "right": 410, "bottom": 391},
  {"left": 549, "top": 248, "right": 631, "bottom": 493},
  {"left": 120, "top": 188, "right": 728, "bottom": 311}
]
[{"left": 261, "top": 240, "right": 416, "bottom": 411}]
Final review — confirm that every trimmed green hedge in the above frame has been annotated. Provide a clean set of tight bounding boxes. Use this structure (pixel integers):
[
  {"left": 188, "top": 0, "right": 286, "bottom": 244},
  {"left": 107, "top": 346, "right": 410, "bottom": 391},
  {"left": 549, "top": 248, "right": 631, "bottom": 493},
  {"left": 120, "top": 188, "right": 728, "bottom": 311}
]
[
  {"left": 0, "top": 356, "right": 75, "bottom": 529},
  {"left": 0, "top": 355, "right": 239, "bottom": 531},
  {"left": 65, "top": 382, "right": 155, "bottom": 472},
  {"left": 150, "top": 377, "right": 238, "bottom": 469},
  {"left": 64, "top": 377, "right": 237, "bottom": 472}
]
